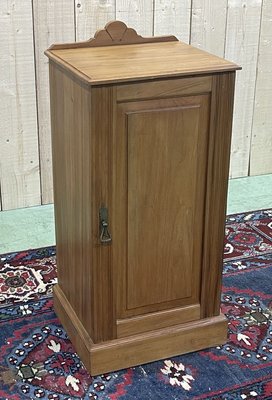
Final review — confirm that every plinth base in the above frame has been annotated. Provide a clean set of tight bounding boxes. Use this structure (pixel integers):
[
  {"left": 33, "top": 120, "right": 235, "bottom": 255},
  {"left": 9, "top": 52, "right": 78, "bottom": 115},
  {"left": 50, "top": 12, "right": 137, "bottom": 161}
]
[{"left": 54, "top": 284, "right": 228, "bottom": 376}]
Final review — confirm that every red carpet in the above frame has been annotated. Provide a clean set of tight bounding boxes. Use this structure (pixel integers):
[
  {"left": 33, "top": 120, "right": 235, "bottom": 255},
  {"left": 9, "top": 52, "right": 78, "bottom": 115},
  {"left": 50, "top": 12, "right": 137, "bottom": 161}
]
[{"left": 0, "top": 209, "right": 272, "bottom": 399}]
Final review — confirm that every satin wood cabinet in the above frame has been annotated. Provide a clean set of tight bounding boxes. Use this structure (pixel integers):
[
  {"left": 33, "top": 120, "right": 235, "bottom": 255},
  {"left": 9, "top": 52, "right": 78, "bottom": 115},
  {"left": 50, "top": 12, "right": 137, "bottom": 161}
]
[{"left": 46, "top": 21, "right": 240, "bottom": 375}]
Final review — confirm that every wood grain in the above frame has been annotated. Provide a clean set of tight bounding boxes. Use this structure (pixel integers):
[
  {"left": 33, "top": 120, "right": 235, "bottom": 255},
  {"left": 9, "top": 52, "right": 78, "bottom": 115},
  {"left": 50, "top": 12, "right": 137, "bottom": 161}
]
[
  {"left": 51, "top": 20, "right": 177, "bottom": 50},
  {"left": 49, "top": 64, "right": 116, "bottom": 343},
  {"left": 75, "top": 0, "right": 116, "bottom": 41},
  {"left": 46, "top": 41, "right": 240, "bottom": 85},
  {"left": 54, "top": 284, "right": 227, "bottom": 376},
  {"left": 112, "top": 93, "right": 211, "bottom": 319},
  {"left": 48, "top": 22, "right": 237, "bottom": 374},
  {"left": 116, "top": 304, "right": 200, "bottom": 337},
  {"left": 154, "top": 0, "right": 191, "bottom": 42},
  {"left": 116, "top": 1, "right": 154, "bottom": 36},
  {"left": 90, "top": 86, "right": 116, "bottom": 342},
  {"left": 191, "top": 0, "right": 227, "bottom": 56},
  {"left": 49, "top": 63, "right": 93, "bottom": 338},
  {"left": 125, "top": 96, "right": 209, "bottom": 311},
  {"left": 225, "top": 0, "right": 262, "bottom": 178},
  {"left": 54, "top": 284, "right": 92, "bottom": 371},
  {"left": 0, "top": 0, "right": 40, "bottom": 210},
  {"left": 250, "top": 0, "right": 272, "bottom": 176},
  {"left": 1, "top": 3, "right": 272, "bottom": 211},
  {"left": 116, "top": 75, "right": 212, "bottom": 101},
  {"left": 32, "top": 0, "right": 75, "bottom": 205},
  {"left": 91, "top": 314, "right": 227, "bottom": 375},
  {"left": 201, "top": 72, "right": 236, "bottom": 317}
]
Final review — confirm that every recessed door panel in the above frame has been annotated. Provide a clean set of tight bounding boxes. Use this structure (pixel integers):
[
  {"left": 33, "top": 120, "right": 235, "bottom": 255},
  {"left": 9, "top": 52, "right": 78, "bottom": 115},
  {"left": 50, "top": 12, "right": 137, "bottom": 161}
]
[
  {"left": 114, "top": 95, "right": 210, "bottom": 318},
  {"left": 127, "top": 107, "right": 199, "bottom": 308}
]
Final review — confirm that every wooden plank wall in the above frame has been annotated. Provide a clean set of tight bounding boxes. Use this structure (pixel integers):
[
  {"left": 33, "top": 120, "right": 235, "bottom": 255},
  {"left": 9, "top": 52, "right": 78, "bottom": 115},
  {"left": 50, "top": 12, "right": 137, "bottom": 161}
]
[
  {"left": 0, "top": 0, "right": 40, "bottom": 211},
  {"left": 0, "top": 0, "right": 271, "bottom": 210},
  {"left": 250, "top": 0, "right": 272, "bottom": 175}
]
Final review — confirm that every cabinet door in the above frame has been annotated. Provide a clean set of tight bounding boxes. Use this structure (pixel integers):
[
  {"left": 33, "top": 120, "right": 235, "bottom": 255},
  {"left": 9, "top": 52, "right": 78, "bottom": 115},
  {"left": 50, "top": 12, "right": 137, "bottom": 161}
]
[{"left": 112, "top": 91, "right": 211, "bottom": 335}]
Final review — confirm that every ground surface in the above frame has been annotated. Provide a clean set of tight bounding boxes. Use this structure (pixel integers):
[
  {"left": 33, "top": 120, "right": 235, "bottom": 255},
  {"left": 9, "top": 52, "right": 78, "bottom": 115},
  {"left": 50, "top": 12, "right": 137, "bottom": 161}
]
[{"left": 0, "top": 174, "right": 272, "bottom": 253}]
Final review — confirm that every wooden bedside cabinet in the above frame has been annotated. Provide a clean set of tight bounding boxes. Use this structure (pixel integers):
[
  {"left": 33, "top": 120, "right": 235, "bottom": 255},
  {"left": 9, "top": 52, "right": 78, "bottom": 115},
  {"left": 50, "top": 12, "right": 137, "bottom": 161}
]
[{"left": 45, "top": 21, "right": 240, "bottom": 376}]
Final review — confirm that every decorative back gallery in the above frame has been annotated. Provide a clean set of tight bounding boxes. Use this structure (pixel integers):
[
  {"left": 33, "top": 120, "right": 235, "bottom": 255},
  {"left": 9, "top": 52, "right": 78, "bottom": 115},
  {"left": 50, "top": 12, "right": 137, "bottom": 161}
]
[{"left": 0, "top": 0, "right": 271, "bottom": 210}]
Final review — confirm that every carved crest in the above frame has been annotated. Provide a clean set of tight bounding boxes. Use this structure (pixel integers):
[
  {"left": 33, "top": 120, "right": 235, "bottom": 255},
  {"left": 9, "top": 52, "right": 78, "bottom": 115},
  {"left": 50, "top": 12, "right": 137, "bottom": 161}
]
[{"left": 49, "top": 21, "right": 178, "bottom": 50}]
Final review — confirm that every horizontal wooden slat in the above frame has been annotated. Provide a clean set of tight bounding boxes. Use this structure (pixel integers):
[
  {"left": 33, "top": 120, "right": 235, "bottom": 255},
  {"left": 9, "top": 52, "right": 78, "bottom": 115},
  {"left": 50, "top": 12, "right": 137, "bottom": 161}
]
[
  {"left": 91, "top": 314, "right": 227, "bottom": 375},
  {"left": 117, "top": 304, "right": 200, "bottom": 338},
  {"left": 117, "top": 76, "right": 212, "bottom": 101}
]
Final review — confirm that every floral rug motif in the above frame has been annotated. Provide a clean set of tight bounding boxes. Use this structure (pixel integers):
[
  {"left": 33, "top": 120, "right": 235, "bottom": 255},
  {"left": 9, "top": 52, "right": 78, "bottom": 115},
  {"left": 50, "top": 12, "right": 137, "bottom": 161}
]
[
  {"left": 0, "top": 209, "right": 272, "bottom": 399},
  {"left": 0, "top": 248, "right": 56, "bottom": 304}
]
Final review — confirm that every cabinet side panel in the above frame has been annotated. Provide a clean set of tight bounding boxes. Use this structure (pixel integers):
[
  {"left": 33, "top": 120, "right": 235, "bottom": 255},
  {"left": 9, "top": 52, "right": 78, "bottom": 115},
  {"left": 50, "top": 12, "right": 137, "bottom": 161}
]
[
  {"left": 49, "top": 63, "right": 93, "bottom": 335},
  {"left": 201, "top": 72, "right": 236, "bottom": 318}
]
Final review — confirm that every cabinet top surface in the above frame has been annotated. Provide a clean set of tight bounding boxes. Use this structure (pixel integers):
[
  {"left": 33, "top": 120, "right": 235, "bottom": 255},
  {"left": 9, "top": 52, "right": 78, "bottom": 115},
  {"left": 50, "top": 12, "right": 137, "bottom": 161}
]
[{"left": 45, "top": 21, "right": 240, "bottom": 86}]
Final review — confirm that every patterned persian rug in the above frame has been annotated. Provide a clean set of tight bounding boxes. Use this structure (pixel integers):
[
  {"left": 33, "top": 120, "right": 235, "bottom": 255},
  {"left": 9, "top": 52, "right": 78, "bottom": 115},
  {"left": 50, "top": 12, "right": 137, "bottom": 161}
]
[{"left": 0, "top": 209, "right": 272, "bottom": 399}]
